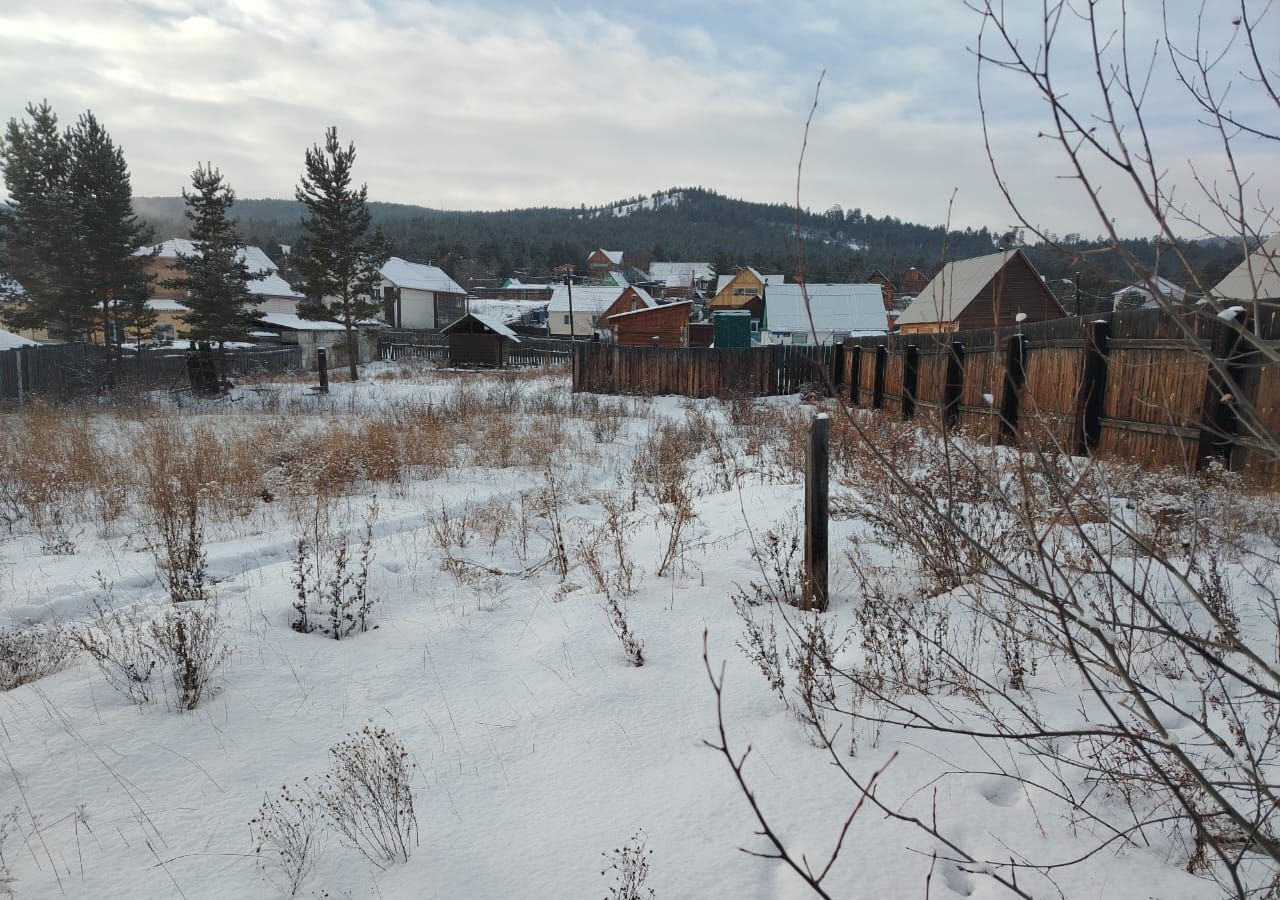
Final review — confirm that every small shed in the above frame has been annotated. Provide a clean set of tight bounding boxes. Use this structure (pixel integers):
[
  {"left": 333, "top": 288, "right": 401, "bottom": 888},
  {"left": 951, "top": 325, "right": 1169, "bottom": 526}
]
[
  {"left": 712, "top": 310, "right": 752, "bottom": 348},
  {"left": 441, "top": 312, "right": 521, "bottom": 367}
]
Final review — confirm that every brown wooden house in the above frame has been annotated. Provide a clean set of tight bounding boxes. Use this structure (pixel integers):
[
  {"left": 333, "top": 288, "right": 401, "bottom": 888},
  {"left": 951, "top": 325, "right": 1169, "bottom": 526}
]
[
  {"left": 607, "top": 301, "right": 694, "bottom": 347},
  {"left": 895, "top": 249, "right": 1065, "bottom": 334},
  {"left": 867, "top": 269, "right": 895, "bottom": 313},
  {"left": 441, "top": 312, "right": 521, "bottom": 367},
  {"left": 899, "top": 266, "right": 930, "bottom": 295},
  {"left": 586, "top": 249, "right": 625, "bottom": 280}
]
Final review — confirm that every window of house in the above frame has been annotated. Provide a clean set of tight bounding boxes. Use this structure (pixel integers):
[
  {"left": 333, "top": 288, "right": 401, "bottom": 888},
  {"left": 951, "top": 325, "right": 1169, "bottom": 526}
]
[
  {"left": 154, "top": 323, "right": 176, "bottom": 343},
  {"left": 732, "top": 287, "right": 758, "bottom": 297},
  {"left": 563, "top": 314, "right": 571, "bottom": 325},
  {"left": 371, "top": 285, "right": 383, "bottom": 300}
]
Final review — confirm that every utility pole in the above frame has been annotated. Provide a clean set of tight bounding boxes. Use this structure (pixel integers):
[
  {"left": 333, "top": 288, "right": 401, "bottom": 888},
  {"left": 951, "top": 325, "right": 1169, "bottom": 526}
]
[
  {"left": 566, "top": 265, "right": 577, "bottom": 341},
  {"left": 1074, "top": 271, "right": 1082, "bottom": 317}
]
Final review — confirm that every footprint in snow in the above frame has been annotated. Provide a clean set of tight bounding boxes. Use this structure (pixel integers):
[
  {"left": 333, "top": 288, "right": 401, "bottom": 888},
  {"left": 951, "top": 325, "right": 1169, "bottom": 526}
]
[
  {"left": 941, "top": 863, "right": 975, "bottom": 896},
  {"left": 979, "top": 776, "right": 1021, "bottom": 808},
  {"left": 381, "top": 560, "right": 404, "bottom": 573}
]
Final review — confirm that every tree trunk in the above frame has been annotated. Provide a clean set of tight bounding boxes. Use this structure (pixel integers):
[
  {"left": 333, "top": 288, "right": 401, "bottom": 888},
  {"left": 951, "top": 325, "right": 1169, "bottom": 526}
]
[{"left": 346, "top": 324, "right": 359, "bottom": 381}]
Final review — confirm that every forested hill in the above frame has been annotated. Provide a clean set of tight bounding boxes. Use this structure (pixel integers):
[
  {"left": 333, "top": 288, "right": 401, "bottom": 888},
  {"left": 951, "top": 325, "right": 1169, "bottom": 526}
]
[{"left": 132, "top": 187, "right": 1244, "bottom": 293}]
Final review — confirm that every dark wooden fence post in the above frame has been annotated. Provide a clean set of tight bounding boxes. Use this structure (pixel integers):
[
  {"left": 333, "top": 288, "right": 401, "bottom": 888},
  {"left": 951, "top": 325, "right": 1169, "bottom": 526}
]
[
  {"left": 847, "top": 344, "right": 861, "bottom": 405},
  {"left": 943, "top": 341, "right": 964, "bottom": 428},
  {"left": 902, "top": 344, "right": 920, "bottom": 420},
  {"left": 999, "top": 334, "right": 1027, "bottom": 442},
  {"left": 872, "top": 345, "right": 886, "bottom": 409},
  {"left": 1200, "top": 314, "right": 1250, "bottom": 469},
  {"left": 804, "top": 413, "right": 829, "bottom": 612},
  {"left": 317, "top": 348, "right": 329, "bottom": 394},
  {"left": 1077, "top": 320, "right": 1109, "bottom": 453}
]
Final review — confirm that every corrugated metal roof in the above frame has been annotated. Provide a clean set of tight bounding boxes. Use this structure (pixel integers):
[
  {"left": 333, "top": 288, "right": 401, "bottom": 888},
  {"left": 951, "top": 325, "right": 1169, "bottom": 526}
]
[
  {"left": 895, "top": 251, "right": 1021, "bottom": 326},
  {"left": 380, "top": 257, "right": 465, "bottom": 294},
  {"left": 764, "top": 284, "right": 886, "bottom": 333},
  {"left": 1213, "top": 233, "right": 1280, "bottom": 302},
  {"left": 548, "top": 284, "right": 626, "bottom": 313}
]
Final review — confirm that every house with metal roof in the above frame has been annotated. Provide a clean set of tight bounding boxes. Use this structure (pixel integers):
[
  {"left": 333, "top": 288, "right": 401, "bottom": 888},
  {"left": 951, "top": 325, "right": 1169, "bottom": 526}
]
[
  {"left": 895, "top": 249, "right": 1065, "bottom": 334},
  {"left": 760, "top": 284, "right": 887, "bottom": 345}
]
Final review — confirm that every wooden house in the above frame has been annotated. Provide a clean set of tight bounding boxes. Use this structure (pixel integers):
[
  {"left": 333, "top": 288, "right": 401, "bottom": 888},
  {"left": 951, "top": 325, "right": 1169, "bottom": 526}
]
[
  {"left": 899, "top": 266, "right": 930, "bottom": 295},
  {"left": 136, "top": 239, "right": 304, "bottom": 316},
  {"left": 895, "top": 249, "right": 1065, "bottom": 335},
  {"left": 1111, "top": 275, "right": 1188, "bottom": 311},
  {"left": 441, "top": 312, "right": 521, "bottom": 367},
  {"left": 548, "top": 284, "right": 654, "bottom": 338},
  {"left": 607, "top": 300, "right": 694, "bottom": 347},
  {"left": 867, "top": 269, "right": 895, "bottom": 315},
  {"left": 586, "top": 249, "right": 625, "bottom": 280},
  {"left": 708, "top": 267, "right": 784, "bottom": 326}
]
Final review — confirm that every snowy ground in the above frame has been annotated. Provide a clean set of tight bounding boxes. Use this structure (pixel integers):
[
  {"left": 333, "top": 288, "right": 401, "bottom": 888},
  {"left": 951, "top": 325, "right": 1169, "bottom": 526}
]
[{"left": 0, "top": 363, "right": 1258, "bottom": 899}]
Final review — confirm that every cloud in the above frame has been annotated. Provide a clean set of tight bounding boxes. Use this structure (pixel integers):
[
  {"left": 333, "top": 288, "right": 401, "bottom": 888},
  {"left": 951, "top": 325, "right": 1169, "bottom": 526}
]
[{"left": 0, "top": 0, "right": 1275, "bottom": 239}]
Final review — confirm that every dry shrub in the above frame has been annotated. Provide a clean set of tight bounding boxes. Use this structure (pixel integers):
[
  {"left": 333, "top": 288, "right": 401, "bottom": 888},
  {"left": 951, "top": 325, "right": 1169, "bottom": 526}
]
[
  {"left": 601, "top": 829, "right": 655, "bottom": 900},
  {"left": 250, "top": 784, "right": 326, "bottom": 896},
  {"left": 76, "top": 583, "right": 157, "bottom": 705},
  {"left": 149, "top": 599, "right": 231, "bottom": 711},
  {"left": 316, "top": 725, "right": 417, "bottom": 867}
]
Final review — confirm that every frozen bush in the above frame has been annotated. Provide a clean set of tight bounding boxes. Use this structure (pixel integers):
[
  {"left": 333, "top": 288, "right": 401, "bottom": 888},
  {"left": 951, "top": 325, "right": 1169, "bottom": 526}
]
[
  {"left": 149, "top": 600, "right": 231, "bottom": 711},
  {"left": 601, "top": 829, "right": 655, "bottom": 900},
  {"left": 290, "top": 498, "right": 379, "bottom": 639}
]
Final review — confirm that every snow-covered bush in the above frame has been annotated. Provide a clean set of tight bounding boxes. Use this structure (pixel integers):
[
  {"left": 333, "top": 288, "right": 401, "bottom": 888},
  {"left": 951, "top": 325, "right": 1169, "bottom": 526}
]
[
  {"left": 75, "top": 584, "right": 157, "bottom": 706},
  {"left": 143, "top": 478, "right": 209, "bottom": 605},
  {"left": 0, "top": 623, "right": 77, "bottom": 692},
  {"left": 289, "top": 497, "right": 379, "bottom": 640},
  {"left": 316, "top": 725, "right": 417, "bottom": 867}
]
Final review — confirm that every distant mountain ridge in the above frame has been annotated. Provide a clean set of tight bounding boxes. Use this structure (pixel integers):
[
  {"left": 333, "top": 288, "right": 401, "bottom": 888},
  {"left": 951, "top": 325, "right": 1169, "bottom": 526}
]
[{"left": 131, "top": 187, "right": 1244, "bottom": 292}]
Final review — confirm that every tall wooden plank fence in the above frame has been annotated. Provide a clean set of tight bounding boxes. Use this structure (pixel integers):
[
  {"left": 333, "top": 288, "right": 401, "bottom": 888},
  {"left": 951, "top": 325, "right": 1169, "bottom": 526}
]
[{"left": 574, "top": 306, "right": 1280, "bottom": 481}]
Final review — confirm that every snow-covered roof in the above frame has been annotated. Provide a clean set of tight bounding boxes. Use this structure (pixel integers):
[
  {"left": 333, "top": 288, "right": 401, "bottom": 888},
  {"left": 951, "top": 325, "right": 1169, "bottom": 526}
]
[
  {"left": 252, "top": 313, "right": 348, "bottom": 332},
  {"left": 548, "top": 284, "right": 627, "bottom": 314},
  {"left": 441, "top": 312, "right": 522, "bottom": 343},
  {"left": 380, "top": 257, "right": 465, "bottom": 295},
  {"left": 1213, "top": 233, "right": 1280, "bottom": 302},
  {"left": 896, "top": 250, "right": 1053, "bottom": 326},
  {"left": 466, "top": 297, "right": 548, "bottom": 324},
  {"left": 765, "top": 284, "right": 887, "bottom": 333},
  {"left": 0, "top": 327, "right": 37, "bottom": 350},
  {"left": 1111, "top": 275, "right": 1187, "bottom": 303},
  {"left": 147, "top": 298, "right": 189, "bottom": 313},
  {"left": 648, "top": 262, "right": 712, "bottom": 288},
  {"left": 591, "top": 249, "right": 624, "bottom": 266},
  {"left": 135, "top": 239, "right": 302, "bottom": 299}
]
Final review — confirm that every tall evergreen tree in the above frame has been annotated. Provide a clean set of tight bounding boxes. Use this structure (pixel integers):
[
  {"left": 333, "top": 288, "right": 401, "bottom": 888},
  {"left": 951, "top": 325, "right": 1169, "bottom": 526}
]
[
  {"left": 167, "top": 164, "right": 256, "bottom": 346},
  {"left": 291, "top": 127, "right": 390, "bottom": 381},
  {"left": 113, "top": 270, "right": 157, "bottom": 345},
  {"left": 66, "top": 111, "right": 153, "bottom": 347},
  {"left": 0, "top": 101, "right": 88, "bottom": 339}
]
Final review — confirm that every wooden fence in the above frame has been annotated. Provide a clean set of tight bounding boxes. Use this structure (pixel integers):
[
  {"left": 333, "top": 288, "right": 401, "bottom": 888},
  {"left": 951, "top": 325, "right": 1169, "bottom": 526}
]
[
  {"left": 574, "top": 307, "right": 1280, "bottom": 481},
  {"left": 379, "top": 329, "right": 572, "bottom": 367},
  {"left": 571, "top": 342, "right": 839, "bottom": 399},
  {"left": 0, "top": 344, "right": 304, "bottom": 402}
]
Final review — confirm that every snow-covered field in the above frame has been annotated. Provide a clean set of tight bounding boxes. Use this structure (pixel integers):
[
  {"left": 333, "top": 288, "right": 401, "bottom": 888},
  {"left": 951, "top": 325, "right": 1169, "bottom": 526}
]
[{"left": 0, "top": 363, "right": 1273, "bottom": 899}]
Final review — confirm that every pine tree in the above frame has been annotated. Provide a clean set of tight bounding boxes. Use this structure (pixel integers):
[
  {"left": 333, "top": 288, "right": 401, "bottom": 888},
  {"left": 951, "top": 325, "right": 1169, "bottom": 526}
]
[
  {"left": 114, "top": 270, "right": 157, "bottom": 344},
  {"left": 167, "top": 164, "right": 256, "bottom": 346},
  {"left": 0, "top": 101, "right": 88, "bottom": 339},
  {"left": 291, "top": 127, "right": 390, "bottom": 381},
  {"left": 66, "top": 111, "right": 153, "bottom": 348}
]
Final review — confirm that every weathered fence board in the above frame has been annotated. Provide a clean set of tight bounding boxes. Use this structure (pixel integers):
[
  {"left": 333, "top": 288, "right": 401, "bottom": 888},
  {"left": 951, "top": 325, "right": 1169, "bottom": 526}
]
[{"left": 0, "top": 344, "right": 303, "bottom": 402}]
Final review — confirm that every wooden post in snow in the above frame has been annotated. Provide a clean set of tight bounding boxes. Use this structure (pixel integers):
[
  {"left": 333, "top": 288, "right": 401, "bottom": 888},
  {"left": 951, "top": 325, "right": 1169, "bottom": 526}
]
[
  {"left": 804, "top": 412, "right": 829, "bottom": 611},
  {"left": 317, "top": 348, "right": 329, "bottom": 394}
]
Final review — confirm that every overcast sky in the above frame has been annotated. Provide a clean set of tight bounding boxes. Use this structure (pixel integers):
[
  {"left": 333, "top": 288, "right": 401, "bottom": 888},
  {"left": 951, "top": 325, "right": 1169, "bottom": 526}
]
[{"left": 1, "top": 0, "right": 1276, "bottom": 237}]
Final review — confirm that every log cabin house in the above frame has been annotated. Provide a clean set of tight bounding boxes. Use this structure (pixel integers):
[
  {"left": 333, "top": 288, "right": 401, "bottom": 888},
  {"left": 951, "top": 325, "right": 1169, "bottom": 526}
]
[
  {"left": 441, "top": 312, "right": 521, "bottom": 367},
  {"left": 586, "top": 249, "right": 625, "bottom": 281},
  {"left": 607, "top": 300, "right": 694, "bottom": 347},
  {"left": 894, "top": 249, "right": 1065, "bottom": 335}
]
